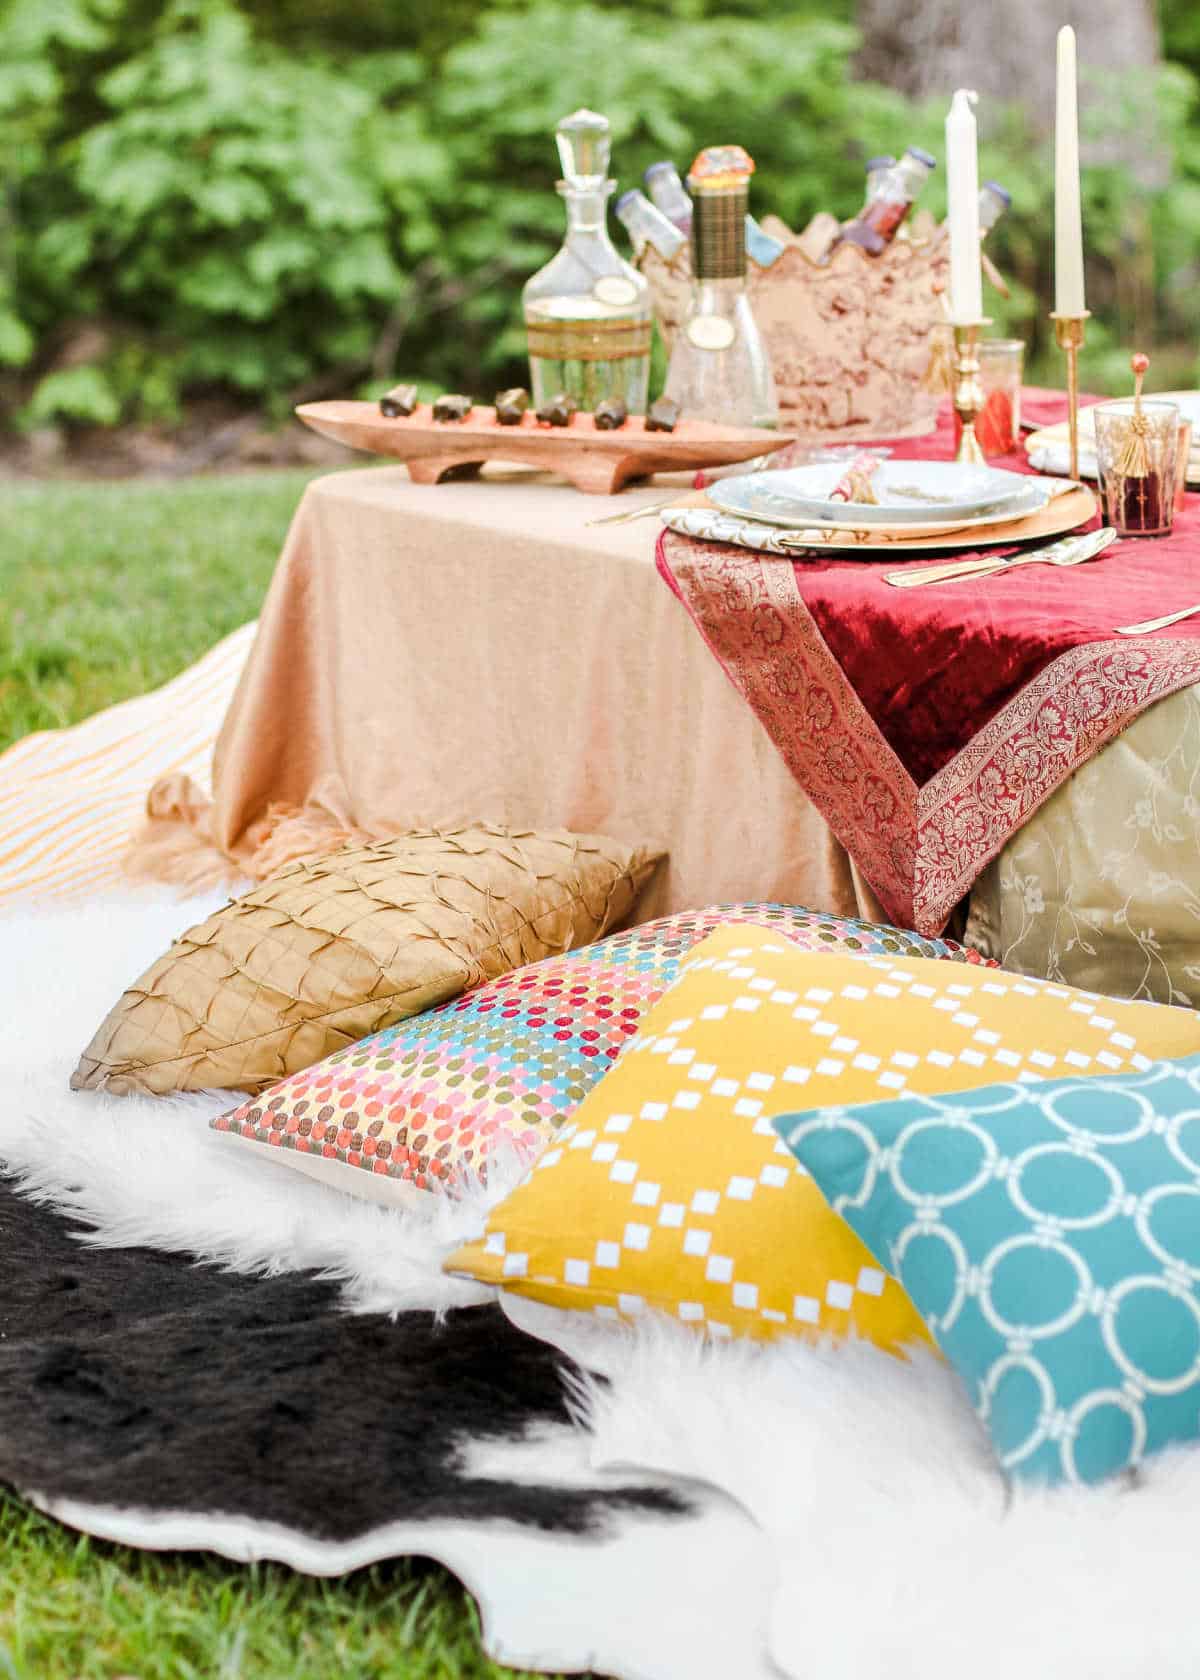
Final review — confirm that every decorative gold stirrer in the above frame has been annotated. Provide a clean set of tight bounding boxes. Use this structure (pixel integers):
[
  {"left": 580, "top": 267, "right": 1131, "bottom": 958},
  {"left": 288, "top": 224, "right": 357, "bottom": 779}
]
[
  {"left": 1049, "top": 308, "right": 1090, "bottom": 480},
  {"left": 1116, "top": 352, "right": 1152, "bottom": 477}
]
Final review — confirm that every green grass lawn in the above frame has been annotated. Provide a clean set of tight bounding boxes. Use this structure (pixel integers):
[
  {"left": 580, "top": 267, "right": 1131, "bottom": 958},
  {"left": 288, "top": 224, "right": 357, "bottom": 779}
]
[
  {"left": 2, "top": 472, "right": 323, "bottom": 749},
  {"left": 0, "top": 472, "right": 568, "bottom": 1680}
]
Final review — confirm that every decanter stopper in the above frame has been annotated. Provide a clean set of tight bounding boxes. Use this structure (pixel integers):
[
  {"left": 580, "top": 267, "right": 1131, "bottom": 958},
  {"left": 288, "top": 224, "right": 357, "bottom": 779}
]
[{"left": 555, "top": 108, "right": 611, "bottom": 188}]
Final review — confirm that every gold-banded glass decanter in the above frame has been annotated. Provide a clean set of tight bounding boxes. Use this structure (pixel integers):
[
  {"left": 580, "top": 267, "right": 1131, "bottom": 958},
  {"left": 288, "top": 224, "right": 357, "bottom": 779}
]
[{"left": 522, "top": 109, "right": 652, "bottom": 414}]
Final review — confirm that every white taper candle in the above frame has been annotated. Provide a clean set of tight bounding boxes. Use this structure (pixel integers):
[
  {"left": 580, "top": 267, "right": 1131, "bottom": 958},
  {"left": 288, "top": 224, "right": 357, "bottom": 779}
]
[
  {"left": 1055, "top": 24, "right": 1086, "bottom": 315},
  {"left": 945, "top": 89, "right": 982, "bottom": 323}
]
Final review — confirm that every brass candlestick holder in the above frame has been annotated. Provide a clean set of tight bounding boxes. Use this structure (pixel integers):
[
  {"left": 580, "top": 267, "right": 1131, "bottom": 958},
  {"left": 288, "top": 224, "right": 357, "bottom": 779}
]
[
  {"left": 951, "top": 318, "right": 991, "bottom": 465},
  {"left": 1050, "top": 310, "right": 1090, "bottom": 480}
]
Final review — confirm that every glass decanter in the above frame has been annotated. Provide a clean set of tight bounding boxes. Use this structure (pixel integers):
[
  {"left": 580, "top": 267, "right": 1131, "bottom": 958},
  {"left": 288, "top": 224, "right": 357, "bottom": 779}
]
[
  {"left": 522, "top": 109, "right": 652, "bottom": 414},
  {"left": 662, "top": 146, "right": 778, "bottom": 429}
]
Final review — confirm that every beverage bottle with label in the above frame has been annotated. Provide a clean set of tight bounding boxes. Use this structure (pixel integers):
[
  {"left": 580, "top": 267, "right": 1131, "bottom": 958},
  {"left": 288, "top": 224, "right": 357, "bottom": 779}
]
[
  {"left": 614, "top": 189, "right": 686, "bottom": 262},
  {"left": 831, "top": 146, "right": 937, "bottom": 255},
  {"left": 522, "top": 109, "right": 652, "bottom": 413},
  {"left": 662, "top": 145, "right": 778, "bottom": 428}
]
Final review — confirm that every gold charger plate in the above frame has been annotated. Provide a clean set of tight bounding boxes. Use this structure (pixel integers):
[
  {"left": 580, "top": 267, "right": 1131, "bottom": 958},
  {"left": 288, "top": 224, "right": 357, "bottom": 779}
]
[{"left": 669, "top": 484, "right": 1098, "bottom": 554}]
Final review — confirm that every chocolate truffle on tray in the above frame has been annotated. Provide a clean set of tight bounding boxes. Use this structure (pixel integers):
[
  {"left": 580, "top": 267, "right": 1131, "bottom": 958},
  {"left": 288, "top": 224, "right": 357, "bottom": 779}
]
[
  {"left": 594, "top": 397, "right": 628, "bottom": 430},
  {"left": 494, "top": 388, "right": 530, "bottom": 425},
  {"left": 536, "top": 392, "right": 578, "bottom": 426},
  {"left": 645, "top": 396, "right": 682, "bottom": 432},
  {"left": 379, "top": 383, "right": 419, "bottom": 418},
  {"left": 432, "top": 394, "right": 473, "bottom": 422}
]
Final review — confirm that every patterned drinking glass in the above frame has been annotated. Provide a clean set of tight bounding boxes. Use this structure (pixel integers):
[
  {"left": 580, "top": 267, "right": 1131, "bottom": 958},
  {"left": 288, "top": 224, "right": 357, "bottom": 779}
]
[{"left": 1094, "top": 399, "right": 1180, "bottom": 537}]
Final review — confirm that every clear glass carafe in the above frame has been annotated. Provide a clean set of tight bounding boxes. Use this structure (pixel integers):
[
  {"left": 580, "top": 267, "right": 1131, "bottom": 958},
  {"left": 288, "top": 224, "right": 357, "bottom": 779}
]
[
  {"left": 662, "top": 148, "right": 778, "bottom": 429},
  {"left": 665, "top": 279, "right": 776, "bottom": 428},
  {"left": 522, "top": 110, "right": 651, "bottom": 414}
]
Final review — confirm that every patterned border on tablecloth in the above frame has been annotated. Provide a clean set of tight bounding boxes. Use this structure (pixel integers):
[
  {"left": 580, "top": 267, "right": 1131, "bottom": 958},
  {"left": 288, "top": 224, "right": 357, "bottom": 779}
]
[
  {"left": 918, "top": 638, "right": 1200, "bottom": 931},
  {"left": 659, "top": 531, "right": 1200, "bottom": 938},
  {"left": 656, "top": 531, "right": 918, "bottom": 924}
]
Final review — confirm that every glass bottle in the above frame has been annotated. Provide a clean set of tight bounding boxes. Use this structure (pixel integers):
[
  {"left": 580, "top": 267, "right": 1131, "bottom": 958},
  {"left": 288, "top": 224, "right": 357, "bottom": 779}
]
[
  {"left": 863, "top": 155, "right": 897, "bottom": 205},
  {"left": 522, "top": 109, "right": 652, "bottom": 414},
  {"left": 644, "top": 160, "right": 693, "bottom": 233},
  {"left": 615, "top": 189, "right": 686, "bottom": 262},
  {"left": 979, "top": 179, "right": 1011, "bottom": 237},
  {"left": 832, "top": 146, "right": 937, "bottom": 255},
  {"left": 744, "top": 214, "right": 785, "bottom": 268},
  {"left": 663, "top": 145, "right": 778, "bottom": 429}
]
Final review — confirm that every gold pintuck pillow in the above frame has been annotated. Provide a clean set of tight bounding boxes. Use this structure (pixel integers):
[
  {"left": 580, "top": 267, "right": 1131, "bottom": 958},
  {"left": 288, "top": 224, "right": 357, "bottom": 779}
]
[{"left": 71, "top": 825, "right": 662, "bottom": 1097}]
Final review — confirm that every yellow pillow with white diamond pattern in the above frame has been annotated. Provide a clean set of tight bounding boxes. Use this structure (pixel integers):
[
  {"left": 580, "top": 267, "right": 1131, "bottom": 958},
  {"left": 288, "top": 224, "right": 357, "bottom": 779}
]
[{"left": 444, "top": 923, "right": 1200, "bottom": 1345}]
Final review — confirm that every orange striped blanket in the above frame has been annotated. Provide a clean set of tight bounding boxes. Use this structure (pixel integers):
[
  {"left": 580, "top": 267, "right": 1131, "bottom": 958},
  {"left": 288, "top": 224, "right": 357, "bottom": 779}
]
[{"left": 0, "top": 624, "right": 253, "bottom": 908}]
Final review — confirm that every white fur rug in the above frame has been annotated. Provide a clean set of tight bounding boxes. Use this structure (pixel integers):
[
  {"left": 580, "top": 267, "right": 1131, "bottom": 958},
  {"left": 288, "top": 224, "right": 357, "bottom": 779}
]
[
  {"left": 0, "top": 891, "right": 505, "bottom": 1316},
  {"left": 5, "top": 893, "right": 1200, "bottom": 1679}
]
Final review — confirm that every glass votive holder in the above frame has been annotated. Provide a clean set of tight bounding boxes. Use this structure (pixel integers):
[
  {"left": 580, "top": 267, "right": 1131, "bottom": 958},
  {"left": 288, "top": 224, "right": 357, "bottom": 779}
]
[
  {"left": 977, "top": 338, "right": 1024, "bottom": 451},
  {"left": 1094, "top": 399, "right": 1180, "bottom": 537},
  {"left": 950, "top": 337, "right": 1024, "bottom": 456}
]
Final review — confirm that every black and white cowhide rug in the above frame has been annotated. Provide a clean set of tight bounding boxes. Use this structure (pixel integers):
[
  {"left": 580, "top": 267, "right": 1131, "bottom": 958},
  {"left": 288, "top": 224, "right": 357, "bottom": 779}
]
[
  {"left": 0, "top": 1180, "right": 780, "bottom": 1680},
  {"left": 5, "top": 894, "right": 1200, "bottom": 1680}
]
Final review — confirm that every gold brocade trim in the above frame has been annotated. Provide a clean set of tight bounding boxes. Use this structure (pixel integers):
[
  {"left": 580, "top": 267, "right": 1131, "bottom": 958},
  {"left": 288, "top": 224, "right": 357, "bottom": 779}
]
[{"left": 526, "top": 317, "right": 652, "bottom": 362}]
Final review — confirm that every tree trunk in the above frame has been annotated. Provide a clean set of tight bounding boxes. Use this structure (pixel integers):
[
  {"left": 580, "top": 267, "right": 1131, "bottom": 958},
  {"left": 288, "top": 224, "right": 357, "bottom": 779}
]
[{"left": 854, "top": 0, "right": 1158, "bottom": 135}]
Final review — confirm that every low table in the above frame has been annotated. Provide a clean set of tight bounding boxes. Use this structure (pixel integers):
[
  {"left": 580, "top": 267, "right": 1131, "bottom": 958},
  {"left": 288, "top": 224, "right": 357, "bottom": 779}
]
[
  {"left": 143, "top": 431, "right": 1200, "bottom": 1004},
  {"left": 185, "top": 467, "right": 884, "bottom": 924}
]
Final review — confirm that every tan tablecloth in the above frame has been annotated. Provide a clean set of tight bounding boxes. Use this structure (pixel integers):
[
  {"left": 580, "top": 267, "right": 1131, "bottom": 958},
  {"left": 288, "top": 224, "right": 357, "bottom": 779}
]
[{"left": 147, "top": 467, "right": 883, "bottom": 925}]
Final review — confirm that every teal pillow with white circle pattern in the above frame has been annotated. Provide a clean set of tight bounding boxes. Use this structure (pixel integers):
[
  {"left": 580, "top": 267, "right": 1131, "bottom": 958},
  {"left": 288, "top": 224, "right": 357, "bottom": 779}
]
[{"left": 774, "top": 1060, "right": 1200, "bottom": 1486}]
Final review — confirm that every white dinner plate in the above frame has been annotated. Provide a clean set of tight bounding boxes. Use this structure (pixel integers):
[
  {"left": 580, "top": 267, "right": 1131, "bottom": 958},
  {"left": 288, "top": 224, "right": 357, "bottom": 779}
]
[
  {"left": 709, "top": 460, "right": 1035, "bottom": 527},
  {"left": 709, "top": 477, "right": 1052, "bottom": 536}
]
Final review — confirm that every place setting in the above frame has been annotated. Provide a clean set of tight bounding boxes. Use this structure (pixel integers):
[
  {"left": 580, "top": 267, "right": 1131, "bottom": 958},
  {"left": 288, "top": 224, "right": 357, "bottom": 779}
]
[{"left": 660, "top": 453, "right": 1098, "bottom": 566}]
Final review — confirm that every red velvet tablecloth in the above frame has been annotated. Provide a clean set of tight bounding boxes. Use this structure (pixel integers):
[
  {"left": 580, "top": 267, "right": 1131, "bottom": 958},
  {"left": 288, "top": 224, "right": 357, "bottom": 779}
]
[{"left": 658, "top": 396, "right": 1200, "bottom": 934}]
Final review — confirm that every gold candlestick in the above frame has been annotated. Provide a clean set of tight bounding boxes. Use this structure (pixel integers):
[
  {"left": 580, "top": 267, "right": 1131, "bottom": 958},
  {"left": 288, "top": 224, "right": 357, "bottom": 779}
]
[
  {"left": 952, "top": 318, "right": 991, "bottom": 465},
  {"left": 1050, "top": 310, "right": 1090, "bottom": 480}
]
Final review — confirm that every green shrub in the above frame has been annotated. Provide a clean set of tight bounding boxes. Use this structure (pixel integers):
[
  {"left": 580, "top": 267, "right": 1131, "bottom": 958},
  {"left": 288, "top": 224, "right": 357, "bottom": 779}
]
[{"left": 1, "top": 0, "right": 1197, "bottom": 425}]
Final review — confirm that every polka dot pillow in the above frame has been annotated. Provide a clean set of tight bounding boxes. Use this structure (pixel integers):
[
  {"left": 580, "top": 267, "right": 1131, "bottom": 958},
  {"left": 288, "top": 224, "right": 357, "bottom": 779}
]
[{"left": 210, "top": 902, "right": 992, "bottom": 1207}]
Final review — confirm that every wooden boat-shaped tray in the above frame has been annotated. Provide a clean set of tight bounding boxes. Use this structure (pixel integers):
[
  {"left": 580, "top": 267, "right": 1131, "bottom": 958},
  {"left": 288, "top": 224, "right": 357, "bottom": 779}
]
[{"left": 296, "top": 400, "right": 794, "bottom": 495}]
